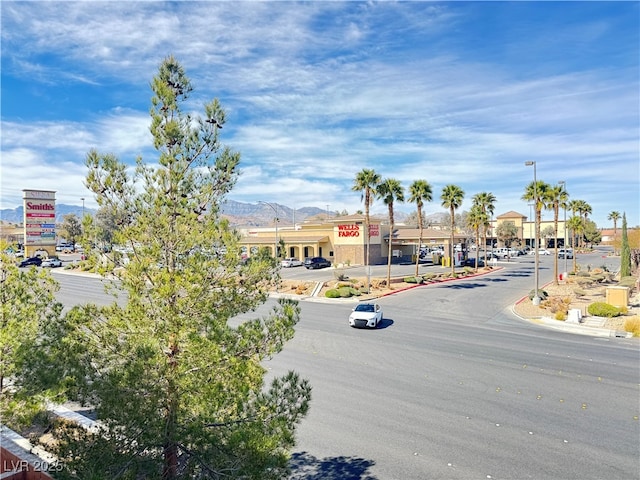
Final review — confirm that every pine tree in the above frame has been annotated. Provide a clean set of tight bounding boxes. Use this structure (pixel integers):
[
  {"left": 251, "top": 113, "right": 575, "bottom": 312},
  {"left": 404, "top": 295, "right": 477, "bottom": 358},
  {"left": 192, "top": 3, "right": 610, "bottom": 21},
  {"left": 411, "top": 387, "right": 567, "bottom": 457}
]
[
  {"left": 0, "top": 245, "right": 63, "bottom": 425},
  {"left": 34, "top": 56, "right": 311, "bottom": 479},
  {"left": 620, "top": 213, "right": 631, "bottom": 277}
]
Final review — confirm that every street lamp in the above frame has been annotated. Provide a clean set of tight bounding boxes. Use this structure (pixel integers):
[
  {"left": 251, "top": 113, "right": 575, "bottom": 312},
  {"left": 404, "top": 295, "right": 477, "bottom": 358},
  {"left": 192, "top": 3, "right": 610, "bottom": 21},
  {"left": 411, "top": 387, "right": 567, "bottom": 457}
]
[
  {"left": 258, "top": 201, "right": 278, "bottom": 260},
  {"left": 81, "top": 197, "right": 85, "bottom": 218},
  {"left": 558, "top": 180, "right": 568, "bottom": 276},
  {"left": 525, "top": 161, "right": 540, "bottom": 305}
]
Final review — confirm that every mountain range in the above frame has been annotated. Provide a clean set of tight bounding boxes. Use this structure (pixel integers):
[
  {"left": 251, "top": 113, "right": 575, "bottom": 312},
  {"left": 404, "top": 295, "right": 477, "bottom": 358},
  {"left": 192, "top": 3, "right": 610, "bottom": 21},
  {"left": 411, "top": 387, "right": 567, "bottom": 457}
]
[{"left": 1, "top": 200, "right": 416, "bottom": 226}]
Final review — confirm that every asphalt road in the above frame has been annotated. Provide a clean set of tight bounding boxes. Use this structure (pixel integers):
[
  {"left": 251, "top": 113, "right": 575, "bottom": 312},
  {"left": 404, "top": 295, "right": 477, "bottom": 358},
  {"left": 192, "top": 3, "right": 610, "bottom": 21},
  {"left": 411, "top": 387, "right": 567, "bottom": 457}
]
[{"left": 50, "top": 249, "right": 639, "bottom": 479}]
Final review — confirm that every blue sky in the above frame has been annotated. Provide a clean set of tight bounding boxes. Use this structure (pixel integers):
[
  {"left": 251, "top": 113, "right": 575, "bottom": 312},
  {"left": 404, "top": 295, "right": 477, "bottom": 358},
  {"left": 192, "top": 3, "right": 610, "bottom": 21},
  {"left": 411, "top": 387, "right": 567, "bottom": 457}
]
[{"left": 1, "top": 1, "right": 638, "bottom": 227}]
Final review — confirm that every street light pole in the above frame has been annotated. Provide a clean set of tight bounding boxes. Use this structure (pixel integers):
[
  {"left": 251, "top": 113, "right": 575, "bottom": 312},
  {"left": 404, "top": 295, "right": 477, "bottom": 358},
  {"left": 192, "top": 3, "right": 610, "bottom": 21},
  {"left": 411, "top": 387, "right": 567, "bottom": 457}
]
[
  {"left": 558, "top": 180, "right": 568, "bottom": 275},
  {"left": 525, "top": 161, "right": 540, "bottom": 305},
  {"left": 81, "top": 197, "right": 85, "bottom": 219},
  {"left": 259, "top": 201, "right": 278, "bottom": 260}
]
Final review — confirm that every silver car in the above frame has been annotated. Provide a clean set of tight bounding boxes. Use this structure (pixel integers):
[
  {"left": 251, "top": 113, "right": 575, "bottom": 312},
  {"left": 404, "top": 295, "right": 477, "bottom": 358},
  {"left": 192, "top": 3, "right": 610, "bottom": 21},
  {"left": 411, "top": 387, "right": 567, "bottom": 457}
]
[
  {"left": 281, "top": 257, "right": 303, "bottom": 268},
  {"left": 41, "top": 257, "right": 63, "bottom": 268}
]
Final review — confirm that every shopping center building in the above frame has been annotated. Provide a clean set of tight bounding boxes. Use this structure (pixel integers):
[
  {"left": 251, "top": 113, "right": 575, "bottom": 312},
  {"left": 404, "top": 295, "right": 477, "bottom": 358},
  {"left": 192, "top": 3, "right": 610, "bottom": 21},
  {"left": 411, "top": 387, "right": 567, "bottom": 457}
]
[{"left": 237, "top": 210, "right": 565, "bottom": 266}]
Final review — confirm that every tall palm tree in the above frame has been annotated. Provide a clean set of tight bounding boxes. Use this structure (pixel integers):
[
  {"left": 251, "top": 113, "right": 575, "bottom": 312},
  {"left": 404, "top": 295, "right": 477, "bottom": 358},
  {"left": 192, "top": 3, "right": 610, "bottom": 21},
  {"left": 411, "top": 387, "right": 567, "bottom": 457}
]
[
  {"left": 608, "top": 211, "right": 620, "bottom": 238},
  {"left": 408, "top": 179, "right": 433, "bottom": 276},
  {"left": 441, "top": 184, "right": 465, "bottom": 276},
  {"left": 376, "top": 178, "right": 404, "bottom": 288},
  {"left": 545, "top": 184, "right": 568, "bottom": 284},
  {"left": 567, "top": 199, "right": 582, "bottom": 249},
  {"left": 580, "top": 201, "right": 592, "bottom": 249},
  {"left": 472, "top": 192, "right": 496, "bottom": 263},
  {"left": 608, "top": 211, "right": 621, "bottom": 254},
  {"left": 352, "top": 168, "right": 381, "bottom": 291},
  {"left": 467, "top": 204, "right": 488, "bottom": 272},
  {"left": 522, "top": 180, "right": 551, "bottom": 251},
  {"left": 567, "top": 215, "right": 583, "bottom": 272}
]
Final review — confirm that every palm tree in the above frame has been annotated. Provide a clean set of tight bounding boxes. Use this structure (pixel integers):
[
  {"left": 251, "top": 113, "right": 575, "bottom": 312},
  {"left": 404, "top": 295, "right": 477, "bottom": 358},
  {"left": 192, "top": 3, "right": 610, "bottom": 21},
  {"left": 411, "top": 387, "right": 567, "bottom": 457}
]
[
  {"left": 545, "top": 184, "right": 568, "bottom": 284},
  {"left": 352, "top": 169, "right": 381, "bottom": 291},
  {"left": 608, "top": 211, "right": 621, "bottom": 238},
  {"left": 441, "top": 184, "right": 465, "bottom": 276},
  {"left": 580, "top": 201, "right": 592, "bottom": 249},
  {"left": 567, "top": 199, "right": 581, "bottom": 249},
  {"left": 408, "top": 179, "right": 433, "bottom": 276},
  {"left": 567, "top": 215, "right": 583, "bottom": 272},
  {"left": 472, "top": 192, "right": 496, "bottom": 263},
  {"left": 573, "top": 200, "right": 592, "bottom": 249},
  {"left": 467, "top": 205, "right": 488, "bottom": 272},
  {"left": 522, "top": 180, "right": 551, "bottom": 251},
  {"left": 608, "top": 210, "right": 621, "bottom": 254},
  {"left": 376, "top": 178, "right": 404, "bottom": 288}
]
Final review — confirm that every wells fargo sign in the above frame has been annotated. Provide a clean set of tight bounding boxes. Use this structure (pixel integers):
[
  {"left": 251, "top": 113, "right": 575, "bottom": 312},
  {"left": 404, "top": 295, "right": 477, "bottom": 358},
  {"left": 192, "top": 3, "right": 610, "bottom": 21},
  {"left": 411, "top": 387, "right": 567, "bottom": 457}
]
[{"left": 338, "top": 224, "right": 360, "bottom": 237}]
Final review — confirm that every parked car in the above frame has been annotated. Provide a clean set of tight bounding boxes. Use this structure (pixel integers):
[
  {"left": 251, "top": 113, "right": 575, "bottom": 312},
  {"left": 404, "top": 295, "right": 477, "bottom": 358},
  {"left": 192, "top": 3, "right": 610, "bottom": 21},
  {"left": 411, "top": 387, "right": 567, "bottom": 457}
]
[
  {"left": 19, "top": 256, "right": 42, "bottom": 267},
  {"left": 281, "top": 257, "right": 303, "bottom": 268},
  {"left": 41, "top": 257, "right": 63, "bottom": 268},
  {"left": 349, "top": 303, "right": 383, "bottom": 328},
  {"left": 304, "top": 257, "right": 331, "bottom": 269},
  {"left": 528, "top": 249, "right": 551, "bottom": 255},
  {"left": 558, "top": 248, "right": 574, "bottom": 259},
  {"left": 462, "top": 258, "right": 485, "bottom": 267}
]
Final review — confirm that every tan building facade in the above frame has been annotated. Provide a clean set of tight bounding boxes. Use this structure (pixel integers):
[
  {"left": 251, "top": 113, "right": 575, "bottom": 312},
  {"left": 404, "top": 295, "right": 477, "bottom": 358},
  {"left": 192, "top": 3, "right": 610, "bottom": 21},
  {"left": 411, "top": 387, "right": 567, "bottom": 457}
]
[{"left": 239, "top": 214, "right": 467, "bottom": 266}]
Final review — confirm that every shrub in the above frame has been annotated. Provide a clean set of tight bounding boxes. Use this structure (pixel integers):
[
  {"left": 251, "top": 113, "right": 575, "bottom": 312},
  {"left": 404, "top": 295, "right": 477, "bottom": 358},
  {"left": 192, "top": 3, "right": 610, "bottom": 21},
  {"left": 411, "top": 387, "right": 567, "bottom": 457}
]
[
  {"left": 541, "top": 296, "right": 570, "bottom": 315},
  {"left": 577, "top": 271, "right": 590, "bottom": 277},
  {"left": 325, "top": 289, "right": 340, "bottom": 298},
  {"left": 587, "top": 302, "right": 621, "bottom": 317},
  {"left": 462, "top": 267, "right": 474, "bottom": 274},
  {"left": 573, "top": 288, "right": 587, "bottom": 297},
  {"left": 422, "top": 273, "right": 437, "bottom": 281},
  {"left": 555, "top": 311, "right": 567, "bottom": 321},
  {"left": 623, "top": 316, "right": 640, "bottom": 337},
  {"left": 528, "top": 289, "right": 548, "bottom": 301},
  {"left": 337, "top": 286, "right": 359, "bottom": 298},
  {"left": 403, "top": 276, "right": 423, "bottom": 284},
  {"left": 618, "top": 276, "right": 637, "bottom": 288}
]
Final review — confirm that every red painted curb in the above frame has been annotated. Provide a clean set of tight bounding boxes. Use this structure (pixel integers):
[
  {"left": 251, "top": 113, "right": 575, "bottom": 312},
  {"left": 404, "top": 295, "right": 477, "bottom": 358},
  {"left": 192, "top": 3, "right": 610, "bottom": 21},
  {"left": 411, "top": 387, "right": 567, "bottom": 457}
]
[{"left": 372, "top": 266, "right": 504, "bottom": 298}]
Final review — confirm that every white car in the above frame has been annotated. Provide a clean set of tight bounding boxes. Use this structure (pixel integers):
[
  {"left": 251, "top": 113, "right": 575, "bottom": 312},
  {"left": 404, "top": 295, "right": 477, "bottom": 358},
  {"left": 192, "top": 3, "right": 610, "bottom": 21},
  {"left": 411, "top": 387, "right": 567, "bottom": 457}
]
[
  {"left": 558, "top": 248, "right": 574, "bottom": 259},
  {"left": 41, "top": 257, "right": 63, "bottom": 268},
  {"left": 349, "top": 303, "right": 383, "bottom": 329},
  {"left": 528, "top": 249, "right": 551, "bottom": 255},
  {"left": 281, "top": 257, "right": 303, "bottom": 268}
]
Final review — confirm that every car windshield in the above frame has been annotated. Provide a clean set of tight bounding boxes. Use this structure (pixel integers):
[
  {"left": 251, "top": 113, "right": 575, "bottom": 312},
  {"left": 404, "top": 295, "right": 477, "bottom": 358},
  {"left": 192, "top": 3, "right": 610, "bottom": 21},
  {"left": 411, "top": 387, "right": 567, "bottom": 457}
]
[{"left": 355, "top": 304, "right": 375, "bottom": 312}]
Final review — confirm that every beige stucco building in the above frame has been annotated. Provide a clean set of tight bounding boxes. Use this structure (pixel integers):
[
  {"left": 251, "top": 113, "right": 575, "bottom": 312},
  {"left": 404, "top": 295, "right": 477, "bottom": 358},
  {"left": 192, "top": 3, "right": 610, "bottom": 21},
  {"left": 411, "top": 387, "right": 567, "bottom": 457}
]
[
  {"left": 238, "top": 210, "right": 570, "bottom": 266},
  {"left": 238, "top": 214, "right": 468, "bottom": 266}
]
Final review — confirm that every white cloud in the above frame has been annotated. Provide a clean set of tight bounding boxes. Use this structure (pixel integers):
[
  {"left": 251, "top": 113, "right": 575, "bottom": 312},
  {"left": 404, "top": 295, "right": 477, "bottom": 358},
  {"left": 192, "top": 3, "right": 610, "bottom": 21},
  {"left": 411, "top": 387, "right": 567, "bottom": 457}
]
[{"left": 1, "top": 2, "right": 637, "bottom": 226}]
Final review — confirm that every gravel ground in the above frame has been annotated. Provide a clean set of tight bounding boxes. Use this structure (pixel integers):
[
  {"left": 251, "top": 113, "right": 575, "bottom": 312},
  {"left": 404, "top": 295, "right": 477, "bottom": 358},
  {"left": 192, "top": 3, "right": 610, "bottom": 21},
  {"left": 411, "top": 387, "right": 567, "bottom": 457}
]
[{"left": 512, "top": 277, "right": 638, "bottom": 331}]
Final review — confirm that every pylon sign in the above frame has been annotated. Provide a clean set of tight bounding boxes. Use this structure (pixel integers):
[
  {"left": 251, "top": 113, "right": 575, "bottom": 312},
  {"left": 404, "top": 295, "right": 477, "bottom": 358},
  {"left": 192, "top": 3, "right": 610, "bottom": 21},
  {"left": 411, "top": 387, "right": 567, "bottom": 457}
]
[{"left": 23, "top": 189, "right": 56, "bottom": 250}]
